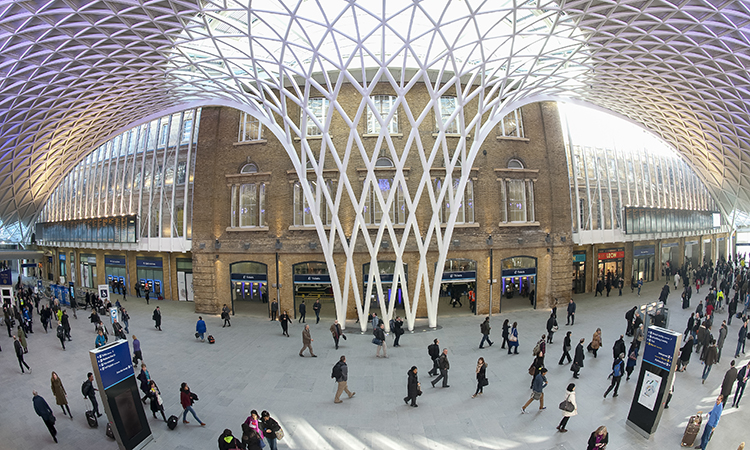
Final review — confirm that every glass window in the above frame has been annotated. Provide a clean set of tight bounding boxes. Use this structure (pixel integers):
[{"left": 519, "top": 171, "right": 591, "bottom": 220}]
[
  {"left": 182, "top": 119, "right": 193, "bottom": 142},
  {"left": 238, "top": 112, "right": 262, "bottom": 142},
  {"left": 438, "top": 96, "right": 459, "bottom": 134},
  {"left": 237, "top": 183, "right": 265, "bottom": 228},
  {"left": 367, "top": 95, "right": 398, "bottom": 134},
  {"left": 438, "top": 178, "right": 475, "bottom": 224},
  {"left": 506, "top": 179, "right": 526, "bottom": 222},
  {"left": 159, "top": 123, "right": 169, "bottom": 147},
  {"left": 293, "top": 180, "right": 335, "bottom": 226},
  {"left": 241, "top": 163, "right": 258, "bottom": 174},
  {"left": 499, "top": 108, "right": 525, "bottom": 138},
  {"left": 304, "top": 98, "right": 328, "bottom": 136}
]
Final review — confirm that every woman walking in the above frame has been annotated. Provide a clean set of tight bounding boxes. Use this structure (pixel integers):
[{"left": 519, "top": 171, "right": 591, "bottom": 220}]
[
  {"left": 243, "top": 410, "right": 265, "bottom": 446},
  {"left": 588, "top": 328, "right": 602, "bottom": 358},
  {"left": 678, "top": 334, "right": 693, "bottom": 371},
  {"left": 179, "top": 382, "right": 205, "bottom": 426},
  {"left": 404, "top": 366, "right": 420, "bottom": 407},
  {"left": 147, "top": 380, "right": 167, "bottom": 422},
  {"left": 279, "top": 310, "right": 291, "bottom": 337},
  {"left": 137, "top": 363, "right": 151, "bottom": 403},
  {"left": 472, "top": 357, "right": 488, "bottom": 398},
  {"left": 507, "top": 322, "right": 519, "bottom": 355},
  {"left": 529, "top": 351, "right": 545, "bottom": 388},
  {"left": 556, "top": 383, "right": 577, "bottom": 432},
  {"left": 587, "top": 425, "right": 609, "bottom": 449},
  {"left": 50, "top": 372, "right": 72, "bottom": 419},
  {"left": 559, "top": 331, "right": 573, "bottom": 365},
  {"left": 501, "top": 319, "right": 510, "bottom": 349}
]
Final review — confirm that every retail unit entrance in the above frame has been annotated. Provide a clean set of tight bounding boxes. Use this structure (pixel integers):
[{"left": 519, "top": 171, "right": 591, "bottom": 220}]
[
  {"left": 501, "top": 256, "right": 537, "bottom": 310},
  {"left": 363, "top": 261, "right": 407, "bottom": 314},
  {"left": 439, "top": 259, "right": 477, "bottom": 316},
  {"left": 230, "top": 261, "right": 268, "bottom": 316},
  {"left": 292, "top": 262, "right": 333, "bottom": 320}
]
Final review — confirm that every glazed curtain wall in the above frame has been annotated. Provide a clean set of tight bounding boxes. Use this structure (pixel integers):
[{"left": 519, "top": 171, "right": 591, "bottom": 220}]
[{"left": 36, "top": 109, "right": 200, "bottom": 243}]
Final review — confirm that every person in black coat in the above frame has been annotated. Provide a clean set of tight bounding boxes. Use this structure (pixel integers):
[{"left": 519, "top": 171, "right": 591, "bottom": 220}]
[
  {"left": 586, "top": 425, "right": 609, "bottom": 450},
  {"left": 152, "top": 307, "right": 161, "bottom": 331},
  {"left": 501, "top": 319, "right": 510, "bottom": 349},
  {"left": 298, "top": 301, "right": 306, "bottom": 323},
  {"left": 33, "top": 391, "right": 57, "bottom": 443},
  {"left": 404, "top": 366, "right": 420, "bottom": 407},
  {"left": 546, "top": 313, "right": 557, "bottom": 344},
  {"left": 678, "top": 335, "right": 694, "bottom": 371},
  {"left": 146, "top": 380, "right": 167, "bottom": 422},
  {"left": 473, "top": 357, "right": 488, "bottom": 398},
  {"left": 260, "top": 411, "right": 281, "bottom": 449},
  {"left": 625, "top": 306, "right": 637, "bottom": 336},
  {"left": 218, "top": 428, "right": 242, "bottom": 450},
  {"left": 612, "top": 335, "right": 626, "bottom": 360},
  {"left": 392, "top": 316, "right": 404, "bottom": 347},
  {"left": 559, "top": 331, "right": 573, "bottom": 365},
  {"left": 572, "top": 338, "right": 585, "bottom": 378}
]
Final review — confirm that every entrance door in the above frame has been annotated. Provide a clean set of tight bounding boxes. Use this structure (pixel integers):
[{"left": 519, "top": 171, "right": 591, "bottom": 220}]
[
  {"left": 292, "top": 262, "right": 332, "bottom": 320},
  {"left": 230, "top": 261, "right": 268, "bottom": 316},
  {"left": 363, "top": 261, "right": 407, "bottom": 313},
  {"left": 440, "top": 259, "right": 477, "bottom": 315},
  {"left": 500, "top": 256, "right": 537, "bottom": 310}
]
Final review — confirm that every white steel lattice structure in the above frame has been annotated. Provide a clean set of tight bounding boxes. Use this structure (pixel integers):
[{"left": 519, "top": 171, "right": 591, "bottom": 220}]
[{"left": 3, "top": 1, "right": 750, "bottom": 324}]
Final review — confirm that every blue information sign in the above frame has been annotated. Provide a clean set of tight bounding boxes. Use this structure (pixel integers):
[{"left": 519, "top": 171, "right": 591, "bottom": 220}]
[
  {"left": 94, "top": 340, "right": 134, "bottom": 390},
  {"left": 105, "top": 257, "right": 126, "bottom": 266},
  {"left": 136, "top": 258, "right": 163, "bottom": 268},
  {"left": 643, "top": 326, "right": 679, "bottom": 372},
  {"left": 365, "top": 274, "right": 395, "bottom": 283},
  {"left": 442, "top": 271, "right": 477, "bottom": 281},
  {"left": 634, "top": 246, "right": 655, "bottom": 257},
  {"left": 501, "top": 268, "right": 537, "bottom": 277},
  {"left": 231, "top": 273, "right": 268, "bottom": 282},
  {"left": 0, "top": 269, "right": 11, "bottom": 286},
  {"left": 294, "top": 274, "right": 331, "bottom": 283}
]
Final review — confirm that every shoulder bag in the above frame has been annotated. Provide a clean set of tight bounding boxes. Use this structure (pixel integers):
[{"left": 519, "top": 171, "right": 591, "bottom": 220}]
[{"left": 559, "top": 394, "right": 575, "bottom": 412}]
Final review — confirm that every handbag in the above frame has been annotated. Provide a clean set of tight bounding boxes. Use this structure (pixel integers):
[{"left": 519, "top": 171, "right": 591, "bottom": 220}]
[
  {"left": 480, "top": 378, "right": 489, "bottom": 387},
  {"left": 528, "top": 365, "right": 536, "bottom": 376},
  {"left": 559, "top": 399, "right": 575, "bottom": 412},
  {"left": 195, "top": 332, "right": 200, "bottom": 338},
  {"left": 372, "top": 338, "right": 382, "bottom": 345},
  {"left": 552, "top": 325, "right": 559, "bottom": 332},
  {"left": 276, "top": 427, "right": 284, "bottom": 440}
]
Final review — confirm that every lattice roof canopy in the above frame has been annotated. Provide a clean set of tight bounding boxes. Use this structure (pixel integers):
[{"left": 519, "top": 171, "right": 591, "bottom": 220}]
[{"left": 1, "top": 0, "right": 750, "bottom": 242}]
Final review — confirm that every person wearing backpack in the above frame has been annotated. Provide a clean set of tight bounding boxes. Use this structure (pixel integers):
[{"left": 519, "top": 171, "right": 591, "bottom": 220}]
[
  {"left": 82, "top": 372, "right": 101, "bottom": 417},
  {"left": 479, "top": 317, "right": 493, "bottom": 349},
  {"left": 332, "top": 355, "right": 355, "bottom": 403},
  {"left": 392, "top": 316, "right": 404, "bottom": 347},
  {"left": 427, "top": 339, "right": 440, "bottom": 376},
  {"left": 56, "top": 322, "right": 66, "bottom": 350},
  {"left": 603, "top": 353, "right": 625, "bottom": 398}
]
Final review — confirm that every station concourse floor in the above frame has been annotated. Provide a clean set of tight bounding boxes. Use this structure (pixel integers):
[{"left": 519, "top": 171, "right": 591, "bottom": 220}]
[{"left": 1, "top": 280, "right": 747, "bottom": 450}]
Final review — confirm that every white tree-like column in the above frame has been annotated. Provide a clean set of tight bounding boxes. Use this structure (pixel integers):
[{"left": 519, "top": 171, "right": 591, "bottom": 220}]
[{"left": 169, "top": 0, "right": 588, "bottom": 329}]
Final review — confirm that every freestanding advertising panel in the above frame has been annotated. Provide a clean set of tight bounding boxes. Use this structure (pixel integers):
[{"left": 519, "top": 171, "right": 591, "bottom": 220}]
[
  {"left": 626, "top": 326, "right": 681, "bottom": 438},
  {"left": 89, "top": 340, "right": 153, "bottom": 450}
]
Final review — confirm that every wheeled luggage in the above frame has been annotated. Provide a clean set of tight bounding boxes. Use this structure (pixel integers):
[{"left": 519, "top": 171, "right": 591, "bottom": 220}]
[
  {"left": 681, "top": 411, "right": 702, "bottom": 447},
  {"left": 207, "top": 335, "right": 215, "bottom": 344},
  {"left": 167, "top": 415, "right": 178, "bottom": 430},
  {"left": 84, "top": 397, "right": 98, "bottom": 428}
]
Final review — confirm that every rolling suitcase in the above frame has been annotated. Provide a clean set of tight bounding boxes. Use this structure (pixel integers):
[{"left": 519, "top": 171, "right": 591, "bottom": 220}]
[
  {"left": 84, "top": 398, "right": 98, "bottom": 428},
  {"left": 167, "top": 415, "right": 178, "bottom": 430},
  {"left": 681, "top": 411, "right": 702, "bottom": 447}
]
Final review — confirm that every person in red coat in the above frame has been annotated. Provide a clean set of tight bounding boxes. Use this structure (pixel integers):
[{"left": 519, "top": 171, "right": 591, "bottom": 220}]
[{"left": 180, "top": 382, "right": 205, "bottom": 426}]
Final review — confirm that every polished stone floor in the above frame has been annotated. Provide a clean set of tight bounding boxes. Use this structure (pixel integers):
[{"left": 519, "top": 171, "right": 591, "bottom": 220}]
[{"left": 1, "top": 278, "right": 747, "bottom": 450}]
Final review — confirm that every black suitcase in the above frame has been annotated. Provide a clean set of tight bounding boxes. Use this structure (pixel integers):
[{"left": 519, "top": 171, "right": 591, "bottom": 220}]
[
  {"left": 86, "top": 410, "right": 98, "bottom": 428},
  {"left": 167, "top": 415, "right": 178, "bottom": 430},
  {"left": 207, "top": 335, "right": 215, "bottom": 344},
  {"left": 106, "top": 422, "right": 115, "bottom": 439}
]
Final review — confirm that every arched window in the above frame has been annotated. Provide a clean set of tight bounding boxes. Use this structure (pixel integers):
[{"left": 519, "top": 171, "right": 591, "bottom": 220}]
[
  {"left": 508, "top": 159, "right": 524, "bottom": 169},
  {"left": 375, "top": 157, "right": 394, "bottom": 167},
  {"left": 240, "top": 163, "right": 258, "bottom": 174},
  {"left": 229, "top": 163, "right": 266, "bottom": 228},
  {"left": 293, "top": 179, "right": 337, "bottom": 226}
]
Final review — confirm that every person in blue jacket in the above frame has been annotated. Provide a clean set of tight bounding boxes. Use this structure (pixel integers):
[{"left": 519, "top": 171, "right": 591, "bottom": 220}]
[
  {"left": 697, "top": 394, "right": 724, "bottom": 449},
  {"left": 196, "top": 316, "right": 207, "bottom": 342},
  {"left": 94, "top": 329, "right": 107, "bottom": 348}
]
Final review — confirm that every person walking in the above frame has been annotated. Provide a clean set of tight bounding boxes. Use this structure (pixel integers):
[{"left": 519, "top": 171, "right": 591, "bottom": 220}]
[
  {"left": 137, "top": 364, "right": 151, "bottom": 404},
  {"left": 152, "top": 306, "right": 161, "bottom": 331},
  {"left": 732, "top": 361, "right": 749, "bottom": 407},
  {"left": 331, "top": 355, "right": 355, "bottom": 403},
  {"left": 717, "top": 320, "right": 728, "bottom": 362},
  {"left": 507, "top": 322, "right": 519, "bottom": 355},
  {"left": 632, "top": 323, "right": 645, "bottom": 356},
  {"left": 404, "top": 366, "right": 420, "bottom": 407},
  {"left": 587, "top": 328, "right": 602, "bottom": 358},
  {"left": 313, "top": 299, "right": 321, "bottom": 324},
  {"left": 270, "top": 299, "right": 278, "bottom": 321},
  {"left": 427, "top": 339, "right": 440, "bottom": 376},
  {"left": 145, "top": 289, "right": 150, "bottom": 305},
  {"left": 260, "top": 411, "right": 282, "bottom": 450},
  {"left": 196, "top": 316, "right": 207, "bottom": 342},
  {"left": 696, "top": 395, "right": 724, "bottom": 449},
  {"left": 566, "top": 299, "right": 576, "bottom": 325},
  {"left": 17, "top": 325, "right": 28, "bottom": 353},
  {"left": 221, "top": 304, "right": 231, "bottom": 327},
  {"left": 391, "top": 315, "right": 404, "bottom": 347},
  {"left": 720, "top": 360, "right": 738, "bottom": 408},
  {"left": 603, "top": 353, "right": 625, "bottom": 398},
  {"left": 625, "top": 306, "right": 637, "bottom": 336},
  {"left": 279, "top": 310, "right": 291, "bottom": 337},
  {"left": 702, "top": 338, "right": 719, "bottom": 384},
  {"left": 330, "top": 320, "right": 345, "bottom": 349},
  {"left": 479, "top": 317, "right": 493, "bottom": 348},
  {"left": 613, "top": 335, "right": 626, "bottom": 360},
  {"left": 132, "top": 335, "right": 143, "bottom": 365},
  {"left": 180, "top": 382, "right": 206, "bottom": 426},
  {"left": 678, "top": 335, "right": 694, "bottom": 371},
  {"left": 95, "top": 329, "right": 107, "bottom": 348},
  {"left": 556, "top": 383, "right": 577, "bottom": 432},
  {"left": 299, "top": 324, "right": 316, "bottom": 357},
  {"left": 61, "top": 310, "right": 71, "bottom": 341},
  {"left": 431, "top": 348, "right": 450, "bottom": 388},
  {"left": 529, "top": 350, "right": 545, "bottom": 388},
  {"left": 572, "top": 338, "right": 585, "bottom": 379},
  {"left": 219, "top": 429, "right": 242, "bottom": 450},
  {"left": 546, "top": 313, "right": 558, "bottom": 344},
  {"left": 13, "top": 335, "right": 30, "bottom": 373},
  {"left": 374, "top": 323, "right": 387, "bottom": 358},
  {"left": 586, "top": 425, "right": 609, "bottom": 450},
  {"left": 146, "top": 380, "right": 167, "bottom": 422},
  {"left": 50, "top": 371, "right": 72, "bottom": 419},
  {"left": 298, "top": 300, "right": 306, "bottom": 323},
  {"left": 559, "top": 331, "right": 573, "bottom": 365},
  {"left": 736, "top": 318, "right": 748, "bottom": 358},
  {"left": 82, "top": 372, "right": 102, "bottom": 417},
  {"left": 121, "top": 308, "right": 130, "bottom": 334},
  {"left": 32, "top": 391, "right": 58, "bottom": 443},
  {"left": 522, "top": 368, "right": 548, "bottom": 413},
  {"left": 501, "top": 319, "right": 510, "bottom": 349},
  {"left": 472, "top": 357, "right": 488, "bottom": 398}
]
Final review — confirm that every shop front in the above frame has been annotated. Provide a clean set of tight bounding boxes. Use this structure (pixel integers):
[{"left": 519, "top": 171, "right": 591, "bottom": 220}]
[
  {"left": 572, "top": 252, "right": 586, "bottom": 294},
  {"left": 597, "top": 248, "right": 624, "bottom": 283},
  {"left": 80, "top": 254, "right": 97, "bottom": 288},
  {"left": 685, "top": 240, "right": 699, "bottom": 268},
  {"left": 176, "top": 258, "right": 194, "bottom": 302},
  {"left": 230, "top": 261, "right": 267, "bottom": 315},
  {"left": 703, "top": 238, "right": 713, "bottom": 264},
  {"left": 439, "top": 259, "right": 477, "bottom": 313},
  {"left": 292, "top": 262, "right": 332, "bottom": 319},
  {"left": 661, "top": 242, "right": 679, "bottom": 276},
  {"left": 363, "top": 261, "right": 407, "bottom": 311},
  {"left": 104, "top": 255, "right": 127, "bottom": 294},
  {"left": 501, "top": 256, "right": 537, "bottom": 309},
  {"left": 136, "top": 257, "right": 164, "bottom": 298},
  {"left": 632, "top": 245, "right": 655, "bottom": 283}
]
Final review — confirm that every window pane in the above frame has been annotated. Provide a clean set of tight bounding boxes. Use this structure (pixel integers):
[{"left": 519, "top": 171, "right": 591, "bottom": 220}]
[
  {"left": 439, "top": 96, "right": 458, "bottom": 134},
  {"left": 305, "top": 98, "right": 328, "bottom": 136},
  {"left": 239, "top": 184, "right": 257, "bottom": 227},
  {"left": 239, "top": 113, "right": 261, "bottom": 141},
  {"left": 507, "top": 180, "right": 526, "bottom": 222},
  {"left": 500, "top": 109, "right": 524, "bottom": 137}
]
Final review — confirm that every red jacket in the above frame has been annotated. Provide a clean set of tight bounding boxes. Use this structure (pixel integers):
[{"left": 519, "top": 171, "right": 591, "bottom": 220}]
[{"left": 180, "top": 390, "right": 192, "bottom": 409}]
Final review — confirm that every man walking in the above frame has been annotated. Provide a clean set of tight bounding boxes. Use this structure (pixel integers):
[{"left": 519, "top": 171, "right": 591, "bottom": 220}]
[
  {"left": 427, "top": 339, "right": 440, "bottom": 376},
  {"left": 196, "top": 316, "right": 207, "bottom": 342},
  {"left": 720, "top": 360, "right": 738, "bottom": 408},
  {"left": 331, "top": 355, "right": 355, "bottom": 403},
  {"left": 431, "top": 348, "right": 450, "bottom": 388},
  {"left": 696, "top": 395, "right": 724, "bottom": 449},
  {"left": 521, "top": 368, "right": 548, "bottom": 413},
  {"left": 391, "top": 316, "right": 404, "bottom": 347},
  {"left": 270, "top": 299, "right": 278, "bottom": 321},
  {"left": 702, "top": 339, "right": 719, "bottom": 384},
  {"left": 479, "top": 317, "right": 493, "bottom": 348},
  {"left": 736, "top": 318, "right": 748, "bottom": 358},
  {"left": 121, "top": 308, "right": 130, "bottom": 334},
  {"left": 313, "top": 299, "right": 321, "bottom": 324},
  {"left": 603, "top": 353, "right": 625, "bottom": 398},
  {"left": 14, "top": 335, "right": 31, "bottom": 373},
  {"left": 374, "top": 323, "right": 387, "bottom": 358},
  {"left": 299, "top": 324, "right": 316, "bottom": 357},
  {"left": 132, "top": 335, "right": 143, "bottom": 365},
  {"left": 732, "top": 361, "right": 749, "bottom": 408},
  {"left": 33, "top": 391, "right": 57, "bottom": 443},
  {"left": 61, "top": 310, "right": 71, "bottom": 341},
  {"left": 298, "top": 300, "right": 306, "bottom": 323},
  {"left": 152, "top": 306, "right": 161, "bottom": 331},
  {"left": 613, "top": 335, "right": 626, "bottom": 360},
  {"left": 566, "top": 299, "right": 576, "bottom": 325},
  {"left": 572, "top": 338, "right": 585, "bottom": 379},
  {"left": 717, "top": 320, "right": 728, "bottom": 362},
  {"left": 625, "top": 306, "right": 637, "bottom": 336},
  {"left": 330, "top": 320, "right": 345, "bottom": 349},
  {"left": 82, "top": 372, "right": 101, "bottom": 417}
]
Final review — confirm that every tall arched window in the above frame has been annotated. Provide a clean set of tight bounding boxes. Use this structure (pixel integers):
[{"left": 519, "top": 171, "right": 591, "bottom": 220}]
[
  {"left": 229, "top": 163, "right": 266, "bottom": 228},
  {"left": 499, "top": 159, "right": 536, "bottom": 223}
]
